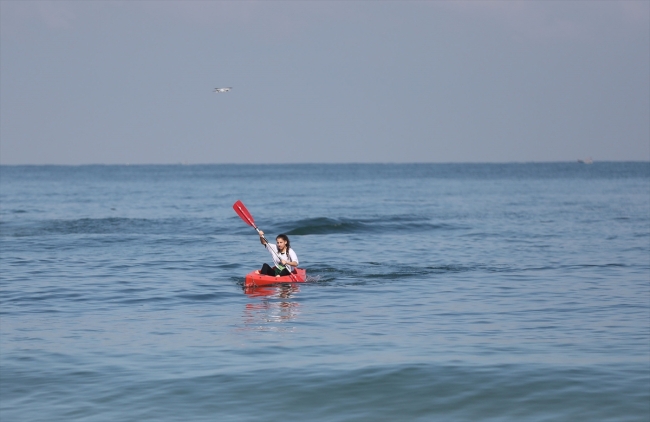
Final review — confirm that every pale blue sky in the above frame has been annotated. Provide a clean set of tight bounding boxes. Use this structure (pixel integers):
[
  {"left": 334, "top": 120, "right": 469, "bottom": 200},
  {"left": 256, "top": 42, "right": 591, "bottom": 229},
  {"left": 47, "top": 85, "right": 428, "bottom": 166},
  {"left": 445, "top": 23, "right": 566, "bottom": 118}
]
[{"left": 1, "top": 1, "right": 648, "bottom": 164}]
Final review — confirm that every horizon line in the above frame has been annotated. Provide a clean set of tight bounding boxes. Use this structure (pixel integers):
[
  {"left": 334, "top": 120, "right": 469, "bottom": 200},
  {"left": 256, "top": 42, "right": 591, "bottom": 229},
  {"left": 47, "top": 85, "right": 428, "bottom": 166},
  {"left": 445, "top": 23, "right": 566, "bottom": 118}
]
[{"left": 1, "top": 160, "right": 649, "bottom": 167}]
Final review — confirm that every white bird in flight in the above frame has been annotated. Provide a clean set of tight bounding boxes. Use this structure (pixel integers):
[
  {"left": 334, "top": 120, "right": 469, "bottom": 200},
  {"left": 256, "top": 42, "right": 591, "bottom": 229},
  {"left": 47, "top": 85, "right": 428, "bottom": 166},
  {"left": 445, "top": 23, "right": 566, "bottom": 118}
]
[{"left": 214, "top": 87, "right": 232, "bottom": 93}]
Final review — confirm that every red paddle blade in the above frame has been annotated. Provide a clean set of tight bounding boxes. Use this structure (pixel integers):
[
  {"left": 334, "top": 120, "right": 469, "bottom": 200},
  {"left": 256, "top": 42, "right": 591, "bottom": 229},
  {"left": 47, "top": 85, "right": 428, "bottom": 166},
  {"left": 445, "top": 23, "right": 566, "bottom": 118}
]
[{"left": 233, "top": 200, "right": 256, "bottom": 227}]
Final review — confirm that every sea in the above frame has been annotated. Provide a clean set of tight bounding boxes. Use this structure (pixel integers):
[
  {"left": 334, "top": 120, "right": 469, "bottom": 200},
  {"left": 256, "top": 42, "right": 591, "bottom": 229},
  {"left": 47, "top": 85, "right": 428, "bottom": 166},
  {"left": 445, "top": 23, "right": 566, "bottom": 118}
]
[{"left": 1, "top": 162, "right": 648, "bottom": 422}]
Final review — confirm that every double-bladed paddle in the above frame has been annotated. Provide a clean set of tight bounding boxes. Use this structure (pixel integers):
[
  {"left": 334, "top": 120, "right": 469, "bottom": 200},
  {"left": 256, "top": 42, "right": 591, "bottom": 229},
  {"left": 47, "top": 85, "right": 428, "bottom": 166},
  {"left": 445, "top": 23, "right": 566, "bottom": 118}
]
[{"left": 233, "top": 200, "right": 298, "bottom": 282}]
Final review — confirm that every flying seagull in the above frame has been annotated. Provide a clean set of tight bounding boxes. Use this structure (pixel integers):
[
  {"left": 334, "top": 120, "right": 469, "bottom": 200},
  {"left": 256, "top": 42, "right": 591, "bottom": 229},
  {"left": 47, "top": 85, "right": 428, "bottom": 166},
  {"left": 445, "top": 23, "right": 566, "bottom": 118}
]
[{"left": 214, "top": 87, "right": 232, "bottom": 93}]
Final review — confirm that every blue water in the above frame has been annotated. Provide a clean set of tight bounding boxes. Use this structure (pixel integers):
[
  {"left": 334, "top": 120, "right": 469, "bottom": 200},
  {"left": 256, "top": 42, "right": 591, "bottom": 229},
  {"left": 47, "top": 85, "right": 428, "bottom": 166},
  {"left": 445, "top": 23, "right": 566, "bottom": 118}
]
[{"left": 1, "top": 163, "right": 648, "bottom": 421}]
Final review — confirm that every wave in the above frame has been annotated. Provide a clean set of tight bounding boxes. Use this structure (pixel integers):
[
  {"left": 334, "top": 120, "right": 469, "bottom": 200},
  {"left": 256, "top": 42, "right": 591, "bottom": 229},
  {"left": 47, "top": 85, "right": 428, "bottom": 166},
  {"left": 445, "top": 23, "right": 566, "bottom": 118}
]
[
  {"left": 281, "top": 216, "right": 459, "bottom": 235},
  {"left": 298, "top": 261, "right": 636, "bottom": 285},
  {"left": 1, "top": 362, "right": 646, "bottom": 422},
  {"left": 6, "top": 209, "right": 28, "bottom": 214},
  {"left": 1, "top": 215, "right": 454, "bottom": 237},
  {"left": 1, "top": 217, "right": 219, "bottom": 237},
  {"left": 277, "top": 264, "right": 491, "bottom": 285},
  {"left": 2, "top": 213, "right": 463, "bottom": 237}
]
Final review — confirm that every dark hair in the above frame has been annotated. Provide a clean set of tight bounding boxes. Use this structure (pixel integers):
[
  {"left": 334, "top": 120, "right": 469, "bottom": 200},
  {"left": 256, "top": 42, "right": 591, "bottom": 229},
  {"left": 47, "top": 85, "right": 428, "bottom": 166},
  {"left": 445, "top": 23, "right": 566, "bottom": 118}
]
[{"left": 276, "top": 234, "right": 290, "bottom": 254}]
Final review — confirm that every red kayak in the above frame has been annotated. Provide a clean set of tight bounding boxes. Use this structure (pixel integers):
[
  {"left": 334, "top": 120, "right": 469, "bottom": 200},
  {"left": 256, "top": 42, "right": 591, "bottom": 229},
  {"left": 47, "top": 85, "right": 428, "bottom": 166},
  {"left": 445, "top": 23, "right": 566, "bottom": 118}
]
[{"left": 244, "top": 268, "right": 307, "bottom": 287}]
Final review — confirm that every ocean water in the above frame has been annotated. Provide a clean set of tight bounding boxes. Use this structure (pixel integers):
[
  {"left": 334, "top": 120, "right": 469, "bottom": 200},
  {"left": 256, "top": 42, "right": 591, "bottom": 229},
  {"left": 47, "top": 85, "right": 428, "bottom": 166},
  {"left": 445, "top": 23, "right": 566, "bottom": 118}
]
[{"left": 0, "top": 163, "right": 648, "bottom": 422}]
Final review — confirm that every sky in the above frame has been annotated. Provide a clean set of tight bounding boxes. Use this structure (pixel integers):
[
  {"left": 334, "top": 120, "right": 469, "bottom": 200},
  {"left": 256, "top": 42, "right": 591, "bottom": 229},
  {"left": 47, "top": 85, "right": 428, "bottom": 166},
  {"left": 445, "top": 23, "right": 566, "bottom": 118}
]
[{"left": 1, "top": 0, "right": 648, "bottom": 164}]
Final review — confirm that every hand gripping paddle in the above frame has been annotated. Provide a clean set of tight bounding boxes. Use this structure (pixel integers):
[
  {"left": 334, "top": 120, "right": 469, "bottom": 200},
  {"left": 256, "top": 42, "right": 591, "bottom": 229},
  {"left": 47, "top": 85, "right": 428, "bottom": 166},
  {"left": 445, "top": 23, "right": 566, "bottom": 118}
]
[{"left": 233, "top": 200, "right": 297, "bottom": 282}]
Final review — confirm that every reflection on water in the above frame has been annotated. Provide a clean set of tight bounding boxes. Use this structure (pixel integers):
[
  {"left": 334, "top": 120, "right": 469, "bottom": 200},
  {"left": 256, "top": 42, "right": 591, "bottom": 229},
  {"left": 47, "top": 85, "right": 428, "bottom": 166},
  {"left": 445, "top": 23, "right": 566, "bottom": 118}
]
[{"left": 243, "top": 284, "right": 301, "bottom": 326}]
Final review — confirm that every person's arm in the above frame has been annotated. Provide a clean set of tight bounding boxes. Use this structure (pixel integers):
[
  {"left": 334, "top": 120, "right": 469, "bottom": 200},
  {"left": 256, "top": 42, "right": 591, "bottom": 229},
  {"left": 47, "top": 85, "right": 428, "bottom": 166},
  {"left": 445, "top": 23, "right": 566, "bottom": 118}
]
[
  {"left": 258, "top": 230, "right": 268, "bottom": 245},
  {"left": 281, "top": 259, "right": 299, "bottom": 266},
  {"left": 281, "top": 250, "right": 299, "bottom": 267}
]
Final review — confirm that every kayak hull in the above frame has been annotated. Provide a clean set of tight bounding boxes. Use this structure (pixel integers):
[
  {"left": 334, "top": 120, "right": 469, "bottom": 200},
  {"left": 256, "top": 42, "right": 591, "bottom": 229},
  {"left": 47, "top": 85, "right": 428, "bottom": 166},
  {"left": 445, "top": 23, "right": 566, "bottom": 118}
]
[{"left": 244, "top": 268, "right": 307, "bottom": 287}]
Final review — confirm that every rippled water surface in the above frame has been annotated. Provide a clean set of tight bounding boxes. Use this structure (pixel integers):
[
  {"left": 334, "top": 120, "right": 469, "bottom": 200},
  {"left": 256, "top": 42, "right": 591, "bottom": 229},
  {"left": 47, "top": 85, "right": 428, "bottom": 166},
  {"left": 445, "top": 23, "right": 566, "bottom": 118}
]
[{"left": 1, "top": 163, "right": 648, "bottom": 421}]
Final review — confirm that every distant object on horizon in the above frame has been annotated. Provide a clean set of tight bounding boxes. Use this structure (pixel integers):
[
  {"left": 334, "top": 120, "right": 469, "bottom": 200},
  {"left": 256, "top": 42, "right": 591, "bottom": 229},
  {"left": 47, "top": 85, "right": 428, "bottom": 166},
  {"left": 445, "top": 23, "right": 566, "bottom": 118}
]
[
  {"left": 578, "top": 157, "right": 594, "bottom": 164},
  {"left": 214, "top": 87, "right": 232, "bottom": 93}
]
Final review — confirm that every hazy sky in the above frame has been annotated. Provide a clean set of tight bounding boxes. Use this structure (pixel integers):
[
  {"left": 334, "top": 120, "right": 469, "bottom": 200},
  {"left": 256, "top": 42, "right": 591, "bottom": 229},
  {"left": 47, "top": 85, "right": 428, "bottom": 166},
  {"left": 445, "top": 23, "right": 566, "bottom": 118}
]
[{"left": 1, "top": 1, "right": 648, "bottom": 164}]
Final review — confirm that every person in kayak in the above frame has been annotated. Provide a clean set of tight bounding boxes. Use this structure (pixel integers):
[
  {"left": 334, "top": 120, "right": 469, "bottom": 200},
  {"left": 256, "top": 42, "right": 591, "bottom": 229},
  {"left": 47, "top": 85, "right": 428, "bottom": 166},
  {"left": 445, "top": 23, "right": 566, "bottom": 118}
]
[{"left": 255, "top": 231, "right": 299, "bottom": 277}]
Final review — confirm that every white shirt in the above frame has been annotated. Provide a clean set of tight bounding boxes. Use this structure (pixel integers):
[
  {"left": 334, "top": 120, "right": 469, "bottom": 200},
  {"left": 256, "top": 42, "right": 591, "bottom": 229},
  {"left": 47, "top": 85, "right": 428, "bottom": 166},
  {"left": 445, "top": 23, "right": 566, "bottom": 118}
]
[{"left": 265, "top": 243, "right": 299, "bottom": 272}]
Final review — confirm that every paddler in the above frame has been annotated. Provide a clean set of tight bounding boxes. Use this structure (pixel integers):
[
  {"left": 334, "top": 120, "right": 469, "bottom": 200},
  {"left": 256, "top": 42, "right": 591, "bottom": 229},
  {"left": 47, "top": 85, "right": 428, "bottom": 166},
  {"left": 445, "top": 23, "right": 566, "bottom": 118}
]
[{"left": 255, "top": 232, "right": 299, "bottom": 277}]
